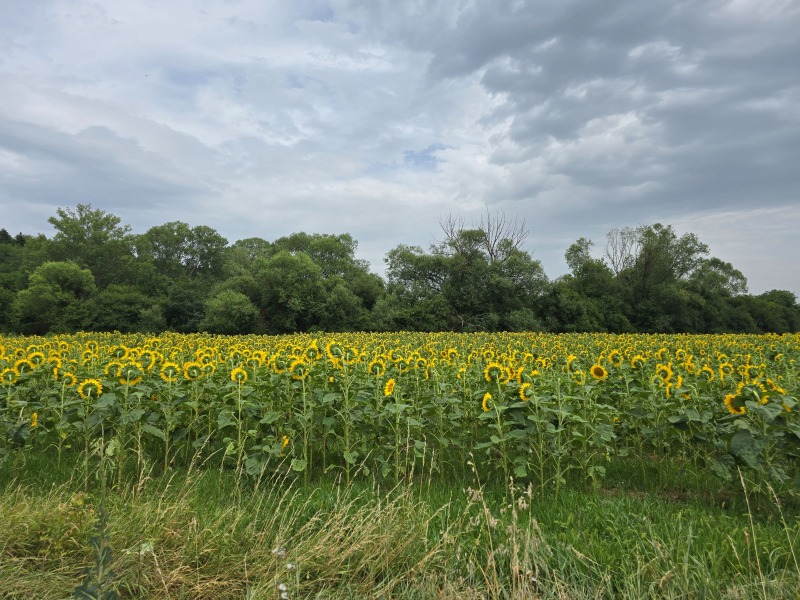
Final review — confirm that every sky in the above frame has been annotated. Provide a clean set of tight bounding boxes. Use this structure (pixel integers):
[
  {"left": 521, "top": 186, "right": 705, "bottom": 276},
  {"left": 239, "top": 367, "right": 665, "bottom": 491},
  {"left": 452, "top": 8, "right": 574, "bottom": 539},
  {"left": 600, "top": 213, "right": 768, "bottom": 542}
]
[{"left": 1, "top": 0, "right": 799, "bottom": 296}]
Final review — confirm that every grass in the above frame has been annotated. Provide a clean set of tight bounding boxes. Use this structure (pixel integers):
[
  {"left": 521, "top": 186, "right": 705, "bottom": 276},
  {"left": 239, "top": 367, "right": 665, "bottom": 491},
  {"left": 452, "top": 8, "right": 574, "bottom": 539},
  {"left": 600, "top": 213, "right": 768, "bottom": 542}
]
[{"left": 0, "top": 450, "right": 798, "bottom": 599}]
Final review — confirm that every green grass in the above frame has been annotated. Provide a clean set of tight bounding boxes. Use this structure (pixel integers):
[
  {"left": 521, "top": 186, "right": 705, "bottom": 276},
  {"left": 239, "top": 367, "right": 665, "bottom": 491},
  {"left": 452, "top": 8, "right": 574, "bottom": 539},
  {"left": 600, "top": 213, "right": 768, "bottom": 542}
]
[{"left": 0, "top": 450, "right": 798, "bottom": 599}]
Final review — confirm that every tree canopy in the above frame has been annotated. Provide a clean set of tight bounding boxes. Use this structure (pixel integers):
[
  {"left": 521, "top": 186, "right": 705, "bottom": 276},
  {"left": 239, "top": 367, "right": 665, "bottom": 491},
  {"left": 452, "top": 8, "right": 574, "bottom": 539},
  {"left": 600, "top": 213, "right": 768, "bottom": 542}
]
[{"left": 1, "top": 205, "right": 797, "bottom": 335}]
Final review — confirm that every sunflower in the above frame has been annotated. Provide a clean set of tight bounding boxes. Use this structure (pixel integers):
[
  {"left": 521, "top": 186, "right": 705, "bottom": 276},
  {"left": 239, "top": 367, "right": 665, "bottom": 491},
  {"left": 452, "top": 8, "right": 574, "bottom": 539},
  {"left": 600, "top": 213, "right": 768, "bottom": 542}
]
[
  {"left": 383, "top": 378, "right": 396, "bottom": 397},
  {"left": 368, "top": 357, "right": 387, "bottom": 377},
  {"left": 305, "top": 340, "right": 321, "bottom": 361},
  {"left": 60, "top": 371, "right": 77, "bottom": 387},
  {"left": 724, "top": 393, "right": 745, "bottom": 415},
  {"left": 27, "top": 351, "right": 45, "bottom": 367},
  {"left": 31, "top": 412, "right": 38, "bottom": 428},
  {"left": 766, "top": 378, "right": 786, "bottom": 396},
  {"left": 565, "top": 354, "right": 578, "bottom": 372},
  {"left": 1, "top": 368, "right": 18, "bottom": 385},
  {"left": 607, "top": 349, "right": 623, "bottom": 368},
  {"left": 484, "top": 362, "right": 508, "bottom": 383},
  {"left": 699, "top": 364, "right": 715, "bottom": 381},
  {"left": 77, "top": 378, "right": 103, "bottom": 400},
  {"left": 231, "top": 366, "right": 248, "bottom": 384},
  {"left": 573, "top": 370, "right": 586, "bottom": 385},
  {"left": 630, "top": 355, "right": 646, "bottom": 369},
  {"left": 519, "top": 382, "right": 534, "bottom": 401},
  {"left": 590, "top": 364, "right": 608, "bottom": 381},
  {"left": 182, "top": 361, "right": 204, "bottom": 382},
  {"left": 718, "top": 362, "right": 733, "bottom": 382},
  {"left": 13, "top": 359, "right": 33, "bottom": 375},
  {"left": 655, "top": 363, "right": 673, "bottom": 383},
  {"left": 482, "top": 392, "right": 492, "bottom": 412},
  {"left": 119, "top": 364, "right": 144, "bottom": 386},
  {"left": 160, "top": 362, "right": 180, "bottom": 383},
  {"left": 289, "top": 358, "right": 310, "bottom": 381},
  {"left": 104, "top": 361, "right": 124, "bottom": 378}
]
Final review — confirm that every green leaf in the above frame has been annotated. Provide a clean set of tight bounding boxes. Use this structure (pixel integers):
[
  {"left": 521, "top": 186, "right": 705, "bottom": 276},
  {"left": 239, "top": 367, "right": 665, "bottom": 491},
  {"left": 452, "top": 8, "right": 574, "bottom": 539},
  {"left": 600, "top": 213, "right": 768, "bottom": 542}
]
[
  {"left": 141, "top": 423, "right": 166, "bottom": 442},
  {"left": 290, "top": 459, "right": 307, "bottom": 472}
]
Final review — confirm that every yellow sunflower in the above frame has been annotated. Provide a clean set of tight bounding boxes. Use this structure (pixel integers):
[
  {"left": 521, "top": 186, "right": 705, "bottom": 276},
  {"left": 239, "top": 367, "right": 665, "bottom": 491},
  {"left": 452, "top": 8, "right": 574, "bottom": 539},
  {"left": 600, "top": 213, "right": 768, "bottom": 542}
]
[
  {"left": 160, "top": 362, "right": 180, "bottom": 383},
  {"left": 590, "top": 364, "right": 608, "bottom": 381},
  {"left": 231, "top": 366, "right": 248, "bottom": 384},
  {"left": 383, "top": 378, "right": 396, "bottom": 397},
  {"left": 77, "top": 378, "right": 103, "bottom": 399}
]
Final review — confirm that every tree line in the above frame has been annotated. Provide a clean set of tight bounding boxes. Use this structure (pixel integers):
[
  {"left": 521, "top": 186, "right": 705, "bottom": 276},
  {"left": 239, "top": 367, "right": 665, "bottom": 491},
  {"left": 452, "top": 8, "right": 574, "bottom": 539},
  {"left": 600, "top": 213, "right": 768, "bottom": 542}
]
[{"left": 1, "top": 204, "right": 797, "bottom": 335}]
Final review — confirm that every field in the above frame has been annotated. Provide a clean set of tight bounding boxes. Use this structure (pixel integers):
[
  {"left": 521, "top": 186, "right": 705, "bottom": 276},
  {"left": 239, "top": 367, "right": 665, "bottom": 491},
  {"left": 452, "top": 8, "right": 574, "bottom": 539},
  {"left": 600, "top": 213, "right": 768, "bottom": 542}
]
[{"left": 1, "top": 331, "right": 799, "bottom": 598}]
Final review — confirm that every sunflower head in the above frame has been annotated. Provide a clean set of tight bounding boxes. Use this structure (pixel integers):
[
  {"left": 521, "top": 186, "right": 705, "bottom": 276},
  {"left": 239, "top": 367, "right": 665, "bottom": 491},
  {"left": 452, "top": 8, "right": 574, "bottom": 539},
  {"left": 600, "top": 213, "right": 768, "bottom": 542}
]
[
  {"left": 383, "top": 378, "right": 396, "bottom": 397},
  {"left": 724, "top": 393, "right": 746, "bottom": 415},
  {"left": 484, "top": 362, "right": 508, "bottom": 383},
  {"left": 119, "top": 364, "right": 144, "bottom": 386},
  {"left": 590, "top": 364, "right": 608, "bottom": 381},
  {"left": 160, "top": 362, "right": 180, "bottom": 383},
  {"left": 231, "top": 366, "right": 248, "bottom": 384},
  {"left": 482, "top": 392, "right": 492, "bottom": 412},
  {"left": 369, "top": 358, "right": 387, "bottom": 378},
  {"left": 183, "top": 361, "right": 204, "bottom": 382},
  {"left": 289, "top": 358, "right": 310, "bottom": 380},
  {"left": 77, "top": 378, "right": 103, "bottom": 400}
]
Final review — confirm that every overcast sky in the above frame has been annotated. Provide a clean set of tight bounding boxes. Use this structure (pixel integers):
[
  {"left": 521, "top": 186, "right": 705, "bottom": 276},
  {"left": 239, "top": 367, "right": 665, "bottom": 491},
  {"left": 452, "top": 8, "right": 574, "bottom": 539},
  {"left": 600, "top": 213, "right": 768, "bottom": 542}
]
[{"left": 1, "top": 0, "right": 799, "bottom": 295}]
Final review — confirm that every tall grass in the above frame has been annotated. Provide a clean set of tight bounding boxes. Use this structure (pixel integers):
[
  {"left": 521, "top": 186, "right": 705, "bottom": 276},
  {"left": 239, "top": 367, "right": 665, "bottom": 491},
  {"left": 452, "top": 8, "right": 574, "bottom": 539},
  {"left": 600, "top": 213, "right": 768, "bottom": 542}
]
[{"left": 1, "top": 450, "right": 798, "bottom": 599}]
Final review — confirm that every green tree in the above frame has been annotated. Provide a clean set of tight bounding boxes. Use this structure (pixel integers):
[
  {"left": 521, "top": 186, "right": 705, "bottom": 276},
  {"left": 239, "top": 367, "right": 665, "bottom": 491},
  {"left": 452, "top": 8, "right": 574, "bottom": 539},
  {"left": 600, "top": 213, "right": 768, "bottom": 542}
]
[
  {"left": 47, "top": 204, "right": 137, "bottom": 288},
  {"left": 82, "top": 285, "right": 155, "bottom": 333},
  {"left": 254, "top": 251, "right": 326, "bottom": 333},
  {"left": 12, "top": 261, "right": 96, "bottom": 334},
  {"left": 199, "top": 289, "right": 259, "bottom": 334},
  {"left": 136, "top": 221, "right": 228, "bottom": 280}
]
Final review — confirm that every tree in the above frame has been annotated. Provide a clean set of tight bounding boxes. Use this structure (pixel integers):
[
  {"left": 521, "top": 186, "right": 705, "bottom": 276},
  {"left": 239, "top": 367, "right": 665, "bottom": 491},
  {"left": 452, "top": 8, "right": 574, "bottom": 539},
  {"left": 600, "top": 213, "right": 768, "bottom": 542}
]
[
  {"left": 136, "top": 221, "right": 228, "bottom": 280},
  {"left": 438, "top": 210, "right": 528, "bottom": 263},
  {"left": 688, "top": 258, "right": 748, "bottom": 297},
  {"left": 82, "top": 285, "right": 154, "bottom": 333},
  {"left": 47, "top": 204, "right": 136, "bottom": 288},
  {"left": 254, "top": 251, "right": 326, "bottom": 333},
  {"left": 12, "top": 261, "right": 96, "bottom": 334},
  {"left": 604, "top": 227, "right": 640, "bottom": 276},
  {"left": 199, "top": 290, "right": 259, "bottom": 334}
]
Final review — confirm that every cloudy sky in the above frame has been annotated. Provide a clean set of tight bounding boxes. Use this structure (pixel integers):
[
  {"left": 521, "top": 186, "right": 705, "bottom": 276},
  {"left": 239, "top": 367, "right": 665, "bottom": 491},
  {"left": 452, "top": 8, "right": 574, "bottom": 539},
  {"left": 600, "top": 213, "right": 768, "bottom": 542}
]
[{"left": 1, "top": 0, "right": 799, "bottom": 295}]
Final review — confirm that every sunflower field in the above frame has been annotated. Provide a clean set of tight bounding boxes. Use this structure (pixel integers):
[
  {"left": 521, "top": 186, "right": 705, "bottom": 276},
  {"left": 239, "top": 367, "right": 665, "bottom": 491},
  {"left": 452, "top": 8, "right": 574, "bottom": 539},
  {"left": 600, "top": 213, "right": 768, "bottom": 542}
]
[{"left": 1, "top": 332, "right": 798, "bottom": 496}]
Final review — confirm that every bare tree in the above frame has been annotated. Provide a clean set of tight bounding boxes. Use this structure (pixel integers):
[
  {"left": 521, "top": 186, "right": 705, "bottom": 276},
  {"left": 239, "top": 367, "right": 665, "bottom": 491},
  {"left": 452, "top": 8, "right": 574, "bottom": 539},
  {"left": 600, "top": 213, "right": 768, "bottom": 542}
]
[
  {"left": 604, "top": 226, "right": 640, "bottom": 276},
  {"left": 438, "top": 209, "right": 528, "bottom": 262},
  {"left": 479, "top": 209, "right": 528, "bottom": 262}
]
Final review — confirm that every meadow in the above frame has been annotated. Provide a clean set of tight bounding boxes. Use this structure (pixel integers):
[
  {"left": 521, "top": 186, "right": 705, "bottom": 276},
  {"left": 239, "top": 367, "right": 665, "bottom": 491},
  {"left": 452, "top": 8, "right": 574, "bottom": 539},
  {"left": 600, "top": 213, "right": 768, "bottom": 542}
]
[{"left": 1, "top": 331, "right": 798, "bottom": 598}]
